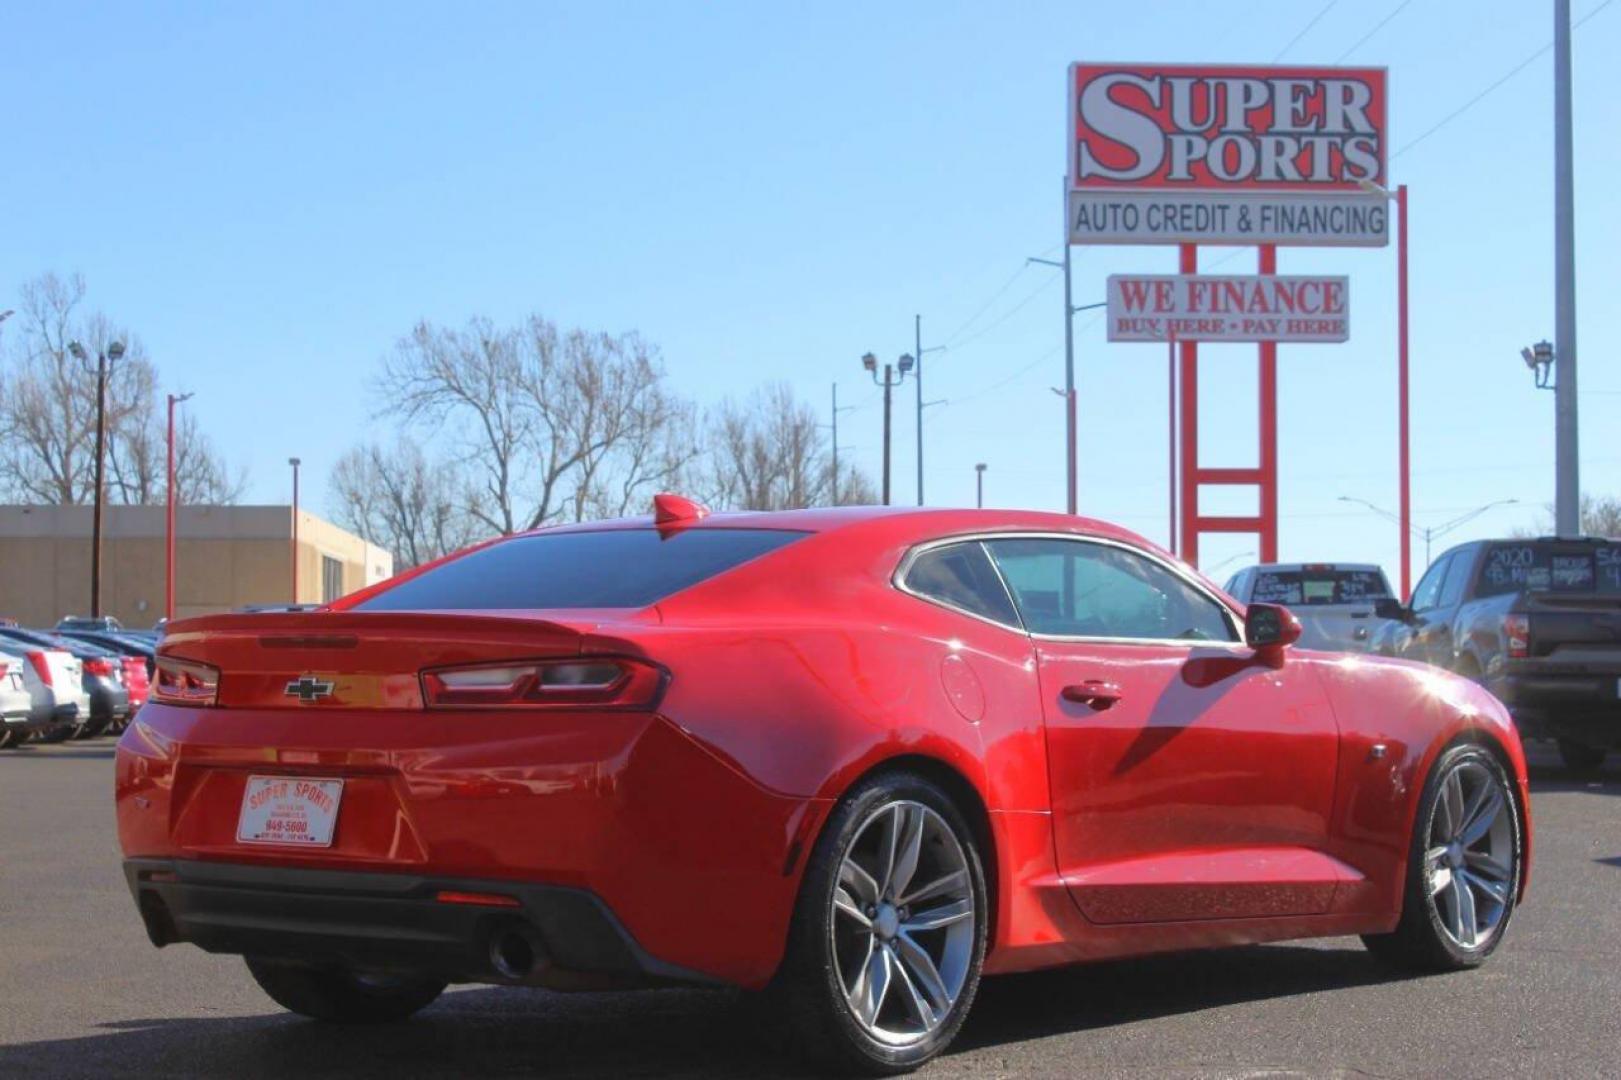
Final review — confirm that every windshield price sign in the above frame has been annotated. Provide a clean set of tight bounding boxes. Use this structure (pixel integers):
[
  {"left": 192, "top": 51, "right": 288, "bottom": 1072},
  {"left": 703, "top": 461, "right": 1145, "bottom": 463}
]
[
  {"left": 1068, "top": 64, "right": 1389, "bottom": 247},
  {"left": 1106, "top": 274, "right": 1349, "bottom": 343}
]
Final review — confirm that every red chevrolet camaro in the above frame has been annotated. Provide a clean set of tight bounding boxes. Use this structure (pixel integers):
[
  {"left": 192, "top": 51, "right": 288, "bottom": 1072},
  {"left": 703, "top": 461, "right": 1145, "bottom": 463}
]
[{"left": 117, "top": 498, "right": 1531, "bottom": 1073}]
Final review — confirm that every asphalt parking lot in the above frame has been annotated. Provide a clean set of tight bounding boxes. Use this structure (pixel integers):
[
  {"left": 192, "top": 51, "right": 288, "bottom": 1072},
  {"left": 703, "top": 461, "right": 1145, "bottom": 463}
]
[{"left": 1, "top": 738, "right": 1617, "bottom": 1079}]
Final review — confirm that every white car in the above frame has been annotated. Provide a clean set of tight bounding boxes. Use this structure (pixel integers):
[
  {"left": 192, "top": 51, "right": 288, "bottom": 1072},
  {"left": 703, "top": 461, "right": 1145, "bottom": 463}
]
[
  {"left": 1223, "top": 562, "right": 1396, "bottom": 653},
  {"left": 0, "top": 651, "right": 32, "bottom": 748},
  {"left": 3, "top": 646, "right": 88, "bottom": 744}
]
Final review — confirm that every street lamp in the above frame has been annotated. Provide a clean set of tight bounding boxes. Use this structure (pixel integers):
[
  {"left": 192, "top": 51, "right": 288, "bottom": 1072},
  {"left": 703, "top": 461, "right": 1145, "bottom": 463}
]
[
  {"left": 289, "top": 457, "right": 302, "bottom": 602},
  {"left": 1206, "top": 550, "right": 1257, "bottom": 576},
  {"left": 862, "top": 352, "right": 914, "bottom": 506},
  {"left": 1521, "top": 340, "right": 1555, "bottom": 390},
  {"left": 165, "top": 393, "right": 195, "bottom": 621},
  {"left": 911, "top": 316, "right": 947, "bottom": 506},
  {"left": 67, "top": 339, "right": 126, "bottom": 618},
  {"left": 1338, "top": 495, "right": 1521, "bottom": 569},
  {"left": 975, "top": 463, "right": 987, "bottom": 509}
]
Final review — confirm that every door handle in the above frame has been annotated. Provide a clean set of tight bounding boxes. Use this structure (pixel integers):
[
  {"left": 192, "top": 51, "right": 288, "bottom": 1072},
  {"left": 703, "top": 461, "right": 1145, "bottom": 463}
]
[{"left": 1061, "top": 680, "right": 1123, "bottom": 709}]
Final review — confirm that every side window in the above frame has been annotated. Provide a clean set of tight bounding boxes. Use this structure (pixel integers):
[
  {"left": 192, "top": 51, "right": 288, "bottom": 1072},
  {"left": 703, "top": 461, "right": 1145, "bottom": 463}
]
[
  {"left": 1437, "top": 548, "right": 1475, "bottom": 608},
  {"left": 1410, "top": 553, "right": 1452, "bottom": 611},
  {"left": 901, "top": 542, "right": 1020, "bottom": 627},
  {"left": 985, "top": 538, "right": 1237, "bottom": 642}
]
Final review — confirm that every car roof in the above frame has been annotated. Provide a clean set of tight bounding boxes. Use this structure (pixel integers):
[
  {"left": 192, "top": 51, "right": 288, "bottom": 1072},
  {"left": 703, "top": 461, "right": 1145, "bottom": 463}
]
[{"left": 1245, "top": 562, "right": 1385, "bottom": 573}]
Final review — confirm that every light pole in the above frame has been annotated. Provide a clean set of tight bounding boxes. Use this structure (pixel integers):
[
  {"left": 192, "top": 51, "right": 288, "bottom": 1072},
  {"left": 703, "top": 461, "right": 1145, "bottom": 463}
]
[
  {"left": 975, "top": 463, "right": 987, "bottom": 508},
  {"left": 1206, "top": 550, "right": 1257, "bottom": 577},
  {"left": 912, "top": 315, "right": 947, "bottom": 506},
  {"left": 1553, "top": 0, "right": 1580, "bottom": 537},
  {"left": 1521, "top": 340, "right": 1555, "bottom": 390},
  {"left": 1358, "top": 178, "right": 1412, "bottom": 598},
  {"left": 68, "top": 339, "right": 126, "bottom": 618},
  {"left": 862, "top": 352, "right": 913, "bottom": 506},
  {"left": 1338, "top": 496, "right": 1520, "bottom": 568},
  {"left": 165, "top": 392, "right": 194, "bottom": 621},
  {"left": 289, "top": 457, "right": 302, "bottom": 602}
]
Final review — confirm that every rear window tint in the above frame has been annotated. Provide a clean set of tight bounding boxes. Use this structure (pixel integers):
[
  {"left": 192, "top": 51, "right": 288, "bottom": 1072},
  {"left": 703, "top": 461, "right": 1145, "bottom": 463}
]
[
  {"left": 902, "top": 542, "right": 1021, "bottom": 627},
  {"left": 353, "top": 528, "right": 807, "bottom": 611},
  {"left": 1250, "top": 568, "right": 1392, "bottom": 606}
]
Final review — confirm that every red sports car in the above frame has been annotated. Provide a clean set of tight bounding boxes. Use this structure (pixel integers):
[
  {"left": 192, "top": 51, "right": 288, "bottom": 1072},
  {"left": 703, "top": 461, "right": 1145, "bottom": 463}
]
[{"left": 117, "top": 499, "right": 1530, "bottom": 1073}]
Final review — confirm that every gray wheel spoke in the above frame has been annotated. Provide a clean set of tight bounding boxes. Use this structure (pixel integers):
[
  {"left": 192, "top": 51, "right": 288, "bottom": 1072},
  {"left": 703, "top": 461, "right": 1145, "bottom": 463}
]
[
  {"left": 841, "top": 857, "right": 880, "bottom": 907},
  {"left": 876, "top": 806, "right": 904, "bottom": 899},
  {"left": 890, "top": 950, "right": 939, "bottom": 1030},
  {"left": 1439, "top": 770, "right": 1465, "bottom": 837},
  {"left": 893, "top": 932, "right": 953, "bottom": 1015},
  {"left": 1458, "top": 784, "right": 1504, "bottom": 846},
  {"left": 900, "top": 868, "right": 967, "bottom": 908},
  {"left": 888, "top": 806, "right": 926, "bottom": 901},
  {"left": 902, "top": 898, "right": 974, "bottom": 933},
  {"left": 1465, "top": 850, "right": 1512, "bottom": 881},
  {"left": 1430, "top": 864, "right": 1454, "bottom": 897},
  {"left": 1460, "top": 868, "right": 1510, "bottom": 905},
  {"left": 1450, "top": 874, "right": 1478, "bottom": 947},
  {"left": 845, "top": 935, "right": 875, "bottom": 1001},
  {"left": 854, "top": 943, "right": 893, "bottom": 1027},
  {"left": 834, "top": 885, "right": 871, "bottom": 927}
]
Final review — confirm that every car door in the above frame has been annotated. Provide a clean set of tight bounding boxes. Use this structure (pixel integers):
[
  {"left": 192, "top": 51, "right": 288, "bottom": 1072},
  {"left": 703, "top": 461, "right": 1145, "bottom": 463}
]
[
  {"left": 1399, "top": 552, "right": 1454, "bottom": 664},
  {"left": 982, "top": 536, "right": 1342, "bottom": 924}
]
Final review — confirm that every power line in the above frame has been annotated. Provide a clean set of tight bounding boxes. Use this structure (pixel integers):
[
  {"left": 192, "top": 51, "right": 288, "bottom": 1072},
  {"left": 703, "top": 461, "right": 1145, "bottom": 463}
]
[
  {"left": 1333, "top": 0, "right": 1413, "bottom": 63},
  {"left": 940, "top": 263, "right": 1031, "bottom": 346},
  {"left": 1394, "top": 0, "right": 1616, "bottom": 159},
  {"left": 946, "top": 275, "right": 1058, "bottom": 351},
  {"left": 1272, "top": 1, "right": 1338, "bottom": 62}
]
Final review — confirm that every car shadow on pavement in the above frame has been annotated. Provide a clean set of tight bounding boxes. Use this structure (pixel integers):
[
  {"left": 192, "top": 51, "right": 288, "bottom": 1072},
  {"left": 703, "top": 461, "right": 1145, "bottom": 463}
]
[{"left": 0, "top": 944, "right": 1409, "bottom": 1078}]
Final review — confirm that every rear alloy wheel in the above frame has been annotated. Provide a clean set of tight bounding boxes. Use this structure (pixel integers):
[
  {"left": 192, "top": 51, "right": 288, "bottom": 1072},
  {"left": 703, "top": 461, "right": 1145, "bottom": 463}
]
[
  {"left": 1363, "top": 744, "right": 1521, "bottom": 971},
  {"left": 779, "top": 773, "right": 987, "bottom": 1074},
  {"left": 1557, "top": 739, "right": 1608, "bottom": 776},
  {"left": 245, "top": 957, "right": 446, "bottom": 1023}
]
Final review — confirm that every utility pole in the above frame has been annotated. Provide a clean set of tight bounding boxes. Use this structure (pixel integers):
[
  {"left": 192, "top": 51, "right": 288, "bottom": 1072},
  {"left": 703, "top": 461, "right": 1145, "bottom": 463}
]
[
  {"left": 68, "top": 340, "right": 125, "bottom": 619},
  {"left": 915, "top": 315, "right": 923, "bottom": 506},
  {"left": 828, "top": 383, "right": 855, "bottom": 505},
  {"left": 975, "top": 463, "right": 987, "bottom": 508},
  {"left": 1554, "top": 0, "right": 1580, "bottom": 536},
  {"left": 166, "top": 392, "right": 194, "bottom": 621}
]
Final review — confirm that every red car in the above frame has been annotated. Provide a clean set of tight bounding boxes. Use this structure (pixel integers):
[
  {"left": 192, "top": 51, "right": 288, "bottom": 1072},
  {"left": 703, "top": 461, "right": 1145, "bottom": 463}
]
[{"left": 117, "top": 499, "right": 1530, "bottom": 1074}]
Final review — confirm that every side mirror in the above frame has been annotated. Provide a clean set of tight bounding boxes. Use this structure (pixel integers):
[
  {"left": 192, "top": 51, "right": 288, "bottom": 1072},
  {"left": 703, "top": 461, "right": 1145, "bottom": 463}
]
[
  {"left": 1245, "top": 602, "right": 1302, "bottom": 657},
  {"left": 1373, "top": 598, "right": 1412, "bottom": 623}
]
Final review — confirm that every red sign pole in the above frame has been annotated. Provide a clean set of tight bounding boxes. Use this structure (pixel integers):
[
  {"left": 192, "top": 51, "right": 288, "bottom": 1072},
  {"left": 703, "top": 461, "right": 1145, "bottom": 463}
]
[
  {"left": 1397, "top": 184, "right": 1412, "bottom": 600},
  {"left": 1167, "top": 327, "right": 1178, "bottom": 555},
  {"left": 1177, "top": 244, "right": 1199, "bottom": 565},
  {"left": 1258, "top": 244, "right": 1279, "bottom": 563}
]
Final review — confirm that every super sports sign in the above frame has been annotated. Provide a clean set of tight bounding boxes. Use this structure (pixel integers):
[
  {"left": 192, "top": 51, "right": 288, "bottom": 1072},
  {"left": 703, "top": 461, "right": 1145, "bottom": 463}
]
[{"left": 1067, "top": 63, "right": 1389, "bottom": 247}]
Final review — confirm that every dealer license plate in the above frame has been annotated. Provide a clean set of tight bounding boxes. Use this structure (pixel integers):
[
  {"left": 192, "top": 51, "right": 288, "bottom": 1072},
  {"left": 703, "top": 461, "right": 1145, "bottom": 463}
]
[{"left": 236, "top": 775, "right": 343, "bottom": 847}]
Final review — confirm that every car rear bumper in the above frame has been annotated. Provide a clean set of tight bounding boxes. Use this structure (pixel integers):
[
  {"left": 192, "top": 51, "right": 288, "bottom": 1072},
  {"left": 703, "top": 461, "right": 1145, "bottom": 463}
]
[
  {"left": 125, "top": 858, "right": 717, "bottom": 989},
  {"left": 116, "top": 704, "right": 824, "bottom": 988},
  {"left": 1489, "top": 672, "right": 1621, "bottom": 747}
]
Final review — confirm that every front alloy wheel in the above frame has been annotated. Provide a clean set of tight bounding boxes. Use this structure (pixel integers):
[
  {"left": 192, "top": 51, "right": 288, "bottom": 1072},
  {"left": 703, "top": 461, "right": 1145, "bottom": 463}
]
[
  {"left": 779, "top": 773, "right": 986, "bottom": 1074},
  {"left": 1363, "top": 743, "right": 1521, "bottom": 970}
]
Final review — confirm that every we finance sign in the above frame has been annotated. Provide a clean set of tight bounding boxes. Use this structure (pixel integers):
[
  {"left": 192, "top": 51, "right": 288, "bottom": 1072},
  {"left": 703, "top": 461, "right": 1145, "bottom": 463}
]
[
  {"left": 1106, "top": 274, "right": 1350, "bottom": 343},
  {"left": 1068, "top": 64, "right": 1389, "bottom": 247}
]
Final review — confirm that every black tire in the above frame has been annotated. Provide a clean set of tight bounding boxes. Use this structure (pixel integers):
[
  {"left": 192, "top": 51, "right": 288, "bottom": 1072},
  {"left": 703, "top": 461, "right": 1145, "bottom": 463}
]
[
  {"left": 1362, "top": 742, "right": 1522, "bottom": 972},
  {"left": 1557, "top": 739, "right": 1608, "bottom": 776},
  {"left": 76, "top": 711, "right": 111, "bottom": 739},
  {"left": 775, "top": 771, "right": 988, "bottom": 1075},
  {"left": 244, "top": 958, "right": 446, "bottom": 1023},
  {"left": 36, "top": 721, "right": 75, "bottom": 744},
  {"left": 0, "top": 729, "right": 15, "bottom": 750}
]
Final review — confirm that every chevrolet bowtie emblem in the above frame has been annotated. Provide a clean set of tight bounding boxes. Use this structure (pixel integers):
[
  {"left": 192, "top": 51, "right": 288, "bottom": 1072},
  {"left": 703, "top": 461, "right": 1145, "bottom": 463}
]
[{"left": 284, "top": 676, "right": 335, "bottom": 703}]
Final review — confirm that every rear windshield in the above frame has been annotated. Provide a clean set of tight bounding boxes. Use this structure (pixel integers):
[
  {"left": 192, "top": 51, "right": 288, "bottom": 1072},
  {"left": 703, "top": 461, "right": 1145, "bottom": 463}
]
[
  {"left": 1250, "top": 568, "right": 1392, "bottom": 606},
  {"left": 1477, "top": 542, "right": 1621, "bottom": 597},
  {"left": 353, "top": 528, "right": 807, "bottom": 611}
]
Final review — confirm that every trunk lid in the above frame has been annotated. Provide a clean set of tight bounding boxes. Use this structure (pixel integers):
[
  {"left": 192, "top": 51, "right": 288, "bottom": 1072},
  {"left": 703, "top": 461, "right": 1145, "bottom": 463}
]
[{"left": 159, "top": 610, "right": 627, "bottom": 709}]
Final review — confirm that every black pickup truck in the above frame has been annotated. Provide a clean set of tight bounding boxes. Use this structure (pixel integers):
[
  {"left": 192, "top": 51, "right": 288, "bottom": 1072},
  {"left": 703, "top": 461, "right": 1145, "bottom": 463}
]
[{"left": 1370, "top": 536, "right": 1621, "bottom": 773}]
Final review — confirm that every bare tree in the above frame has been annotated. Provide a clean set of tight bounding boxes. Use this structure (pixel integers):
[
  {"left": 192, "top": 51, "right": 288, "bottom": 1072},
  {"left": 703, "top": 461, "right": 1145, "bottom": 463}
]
[
  {"left": 1515, "top": 494, "right": 1621, "bottom": 539},
  {"left": 376, "top": 314, "right": 702, "bottom": 533},
  {"left": 0, "top": 272, "right": 242, "bottom": 505},
  {"left": 329, "top": 441, "right": 482, "bottom": 569},
  {"left": 704, "top": 383, "right": 876, "bottom": 511}
]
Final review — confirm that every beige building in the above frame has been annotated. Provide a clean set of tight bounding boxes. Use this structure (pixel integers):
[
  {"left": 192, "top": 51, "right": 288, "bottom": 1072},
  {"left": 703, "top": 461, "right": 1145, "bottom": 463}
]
[{"left": 0, "top": 505, "right": 394, "bottom": 628}]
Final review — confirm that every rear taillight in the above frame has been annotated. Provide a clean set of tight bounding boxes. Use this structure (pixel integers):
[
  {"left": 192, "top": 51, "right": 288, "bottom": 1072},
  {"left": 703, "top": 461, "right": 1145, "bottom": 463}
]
[
  {"left": 421, "top": 658, "right": 666, "bottom": 710},
  {"left": 1504, "top": 614, "right": 1531, "bottom": 659},
  {"left": 152, "top": 657, "right": 220, "bottom": 706},
  {"left": 26, "top": 651, "right": 53, "bottom": 686},
  {"left": 83, "top": 657, "right": 115, "bottom": 677}
]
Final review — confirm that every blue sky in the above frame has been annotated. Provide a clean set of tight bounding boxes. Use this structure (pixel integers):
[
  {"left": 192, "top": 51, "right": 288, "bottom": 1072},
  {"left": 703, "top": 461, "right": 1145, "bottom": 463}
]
[{"left": 2, "top": 0, "right": 1617, "bottom": 586}]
